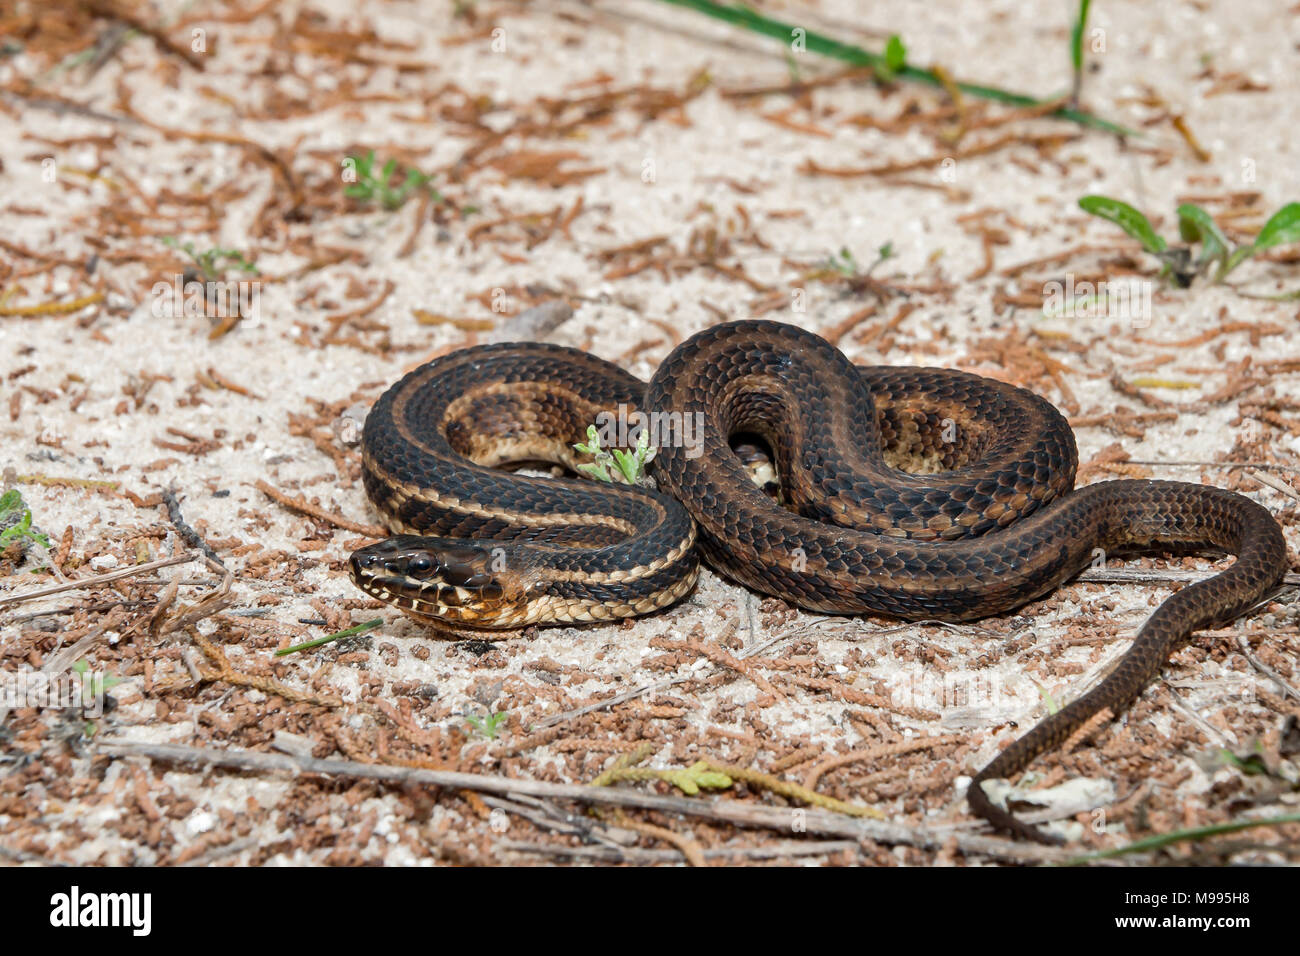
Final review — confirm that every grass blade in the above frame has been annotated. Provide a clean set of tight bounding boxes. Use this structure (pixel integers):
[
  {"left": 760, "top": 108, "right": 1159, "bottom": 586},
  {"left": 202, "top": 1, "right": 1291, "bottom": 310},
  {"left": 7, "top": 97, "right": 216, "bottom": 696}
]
[
  {"left": 1070, "top": 0, "right": 1092, "bottom": 74},
  {"left": 275, "top": 618, "right": 383, "bottom": 656},
  {"left": 653, "top": 0, "right": 1135, "bottom": 136},
  {"left": 1064, "top": 813, "right": 1300, "bottom": 864}
]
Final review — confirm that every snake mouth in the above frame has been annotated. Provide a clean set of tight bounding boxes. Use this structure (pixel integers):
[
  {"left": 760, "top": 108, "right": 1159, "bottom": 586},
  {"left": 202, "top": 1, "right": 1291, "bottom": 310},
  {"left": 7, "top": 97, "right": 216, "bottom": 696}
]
[{"left": 348, "top": 536, "right": 541, "bottom": 628}]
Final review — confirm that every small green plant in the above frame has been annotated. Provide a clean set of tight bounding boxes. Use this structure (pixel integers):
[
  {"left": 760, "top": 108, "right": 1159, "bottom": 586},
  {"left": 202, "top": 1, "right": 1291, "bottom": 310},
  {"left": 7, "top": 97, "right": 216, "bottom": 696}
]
[
  {"left": 871, "top": 241, "right": 895, "bottom": 271},
  {"left": 344, "top": 151, "right": 439, "bottom": 210},
  {"left": 0, "top": 489, "right": 50, "bottom": 551},
  {"left": 1217, "top": 744, "right": 1272, "bottom": 777},
  {"left": 161, "top": 237, "right": 259, "bottom": 280},
  {"left": 1079, "top": 195, "right": 1300, "bottom": 287},
  {"left": 465, "top": 710, "right": 509, "bottom": 740},
  {"left": 574, "top": 424, "right": 655, "bottom": 485},
  {"left": 825, "top": 246, "right": 860, "bottom": 277},
  {"left": 875, "top": 34, "right": 907, "bottom": 84},
  {"left": 1031, "top": 679, "right": 1061, "bottom": 716},
  {"left": 819, "top": 241, "right": 894, "bottom": 280},
  {"left": 71, "top": 659, "right": 123, "bottom": 711}
]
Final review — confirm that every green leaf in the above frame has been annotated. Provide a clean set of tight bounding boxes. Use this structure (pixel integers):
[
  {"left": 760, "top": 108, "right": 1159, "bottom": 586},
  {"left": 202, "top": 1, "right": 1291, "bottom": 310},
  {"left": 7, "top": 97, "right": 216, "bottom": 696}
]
[
  {"left": 884, "top": 34, "right": 906, "bottom": 72},
  {"left": 610, "top": 448, "right": 640, "bottom": 484},
  {"left": 466, "top": 711, "right": 508, "bottom": 739},
  {"left": 1253, "top": 202, "right": 1300, "bottom": 250},
  {"left": 1078, "top": 195, "right": 1167, "bottom": 254},
  {"left": 609, "top": 448, "right": 632, "bottom": 480},
  {"left": 0, "top": 489, "right": 19, "bottom": 513},
  {"left": 1176, "top": 203, "right": 1231, "bottom": 266},
  {"left": 1218, "top": 748, "right": 1270, "bottom": 776},
  {"left": 574, "top": 424, "right": 602, "bottom": 458},
  {"left": 0, "top": 501, "right": 37, "bottom": 548}
]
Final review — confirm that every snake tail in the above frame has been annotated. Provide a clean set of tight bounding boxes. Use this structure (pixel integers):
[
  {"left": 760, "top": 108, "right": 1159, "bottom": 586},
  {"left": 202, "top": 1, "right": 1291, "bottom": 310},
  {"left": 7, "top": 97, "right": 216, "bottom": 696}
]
[{"left": 967, "top": 481, "right": 1286, "bottom": 843}]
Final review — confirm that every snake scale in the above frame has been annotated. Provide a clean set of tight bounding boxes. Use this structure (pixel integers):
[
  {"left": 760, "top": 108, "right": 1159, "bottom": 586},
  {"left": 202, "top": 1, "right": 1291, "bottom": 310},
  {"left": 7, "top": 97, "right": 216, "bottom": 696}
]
[{"left": 350, "top": 319, "right": 1288, "bottom": 843}]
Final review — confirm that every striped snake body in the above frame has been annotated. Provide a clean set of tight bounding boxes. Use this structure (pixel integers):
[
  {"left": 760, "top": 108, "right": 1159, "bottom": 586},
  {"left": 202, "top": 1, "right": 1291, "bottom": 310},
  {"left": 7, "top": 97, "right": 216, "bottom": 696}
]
[{"left": 351, "top": 320, "right": 1288, "bottom": 842}]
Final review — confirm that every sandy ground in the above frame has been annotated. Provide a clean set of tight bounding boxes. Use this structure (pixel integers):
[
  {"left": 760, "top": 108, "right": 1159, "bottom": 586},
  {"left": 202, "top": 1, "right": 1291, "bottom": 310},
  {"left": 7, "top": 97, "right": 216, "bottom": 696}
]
[{"left": 1, "top": 0, "right": 1298, "bottom": 866}]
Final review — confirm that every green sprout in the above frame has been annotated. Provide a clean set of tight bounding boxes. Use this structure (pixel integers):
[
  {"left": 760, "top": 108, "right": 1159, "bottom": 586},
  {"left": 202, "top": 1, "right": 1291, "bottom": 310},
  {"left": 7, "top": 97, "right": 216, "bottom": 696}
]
[
  {"left": 160, "top": 237, "right": 259, "bottom": 280},
  {"left": 1079, "top": 195, "right": 1300, "bottom": 287},
  {"left": 343, "top": 151, "right": 439, "bottom": 210},
  {"left": 0, "top": 489, "right": 50, "bottom": 551},
  {"left": 70, "top": 659, "right": 123, "bottom": 708},
  {"left": 1031, "top": 679, "right": 1061, "bottom": 716},
  {"left": 1216, "top": 743, "right": 1272, "bottom": 777},
  {"left": 875, "top": 34, "right": 907, "bottom": 84},
  {"left": 465, "top": 710, "right": 509, "bottom": 740},
  {"left": 825, "top": 246, "right": 860, "bottom": 277},
  {"left": 819, "top": 242, "right": 893, "bottom": 281},
  {"left": 573, "top": 424, "right": 656, "bottom": 486},
  {"left": 71, "top": 657, "right": 123, "bottom": 738}
]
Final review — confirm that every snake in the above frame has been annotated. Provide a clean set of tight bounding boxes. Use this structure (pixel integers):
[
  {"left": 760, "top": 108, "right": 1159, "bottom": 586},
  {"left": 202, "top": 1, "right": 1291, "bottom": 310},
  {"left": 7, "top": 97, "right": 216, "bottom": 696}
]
[{"left": 350, "top": 319, "right": 1288, "bottom": 843}]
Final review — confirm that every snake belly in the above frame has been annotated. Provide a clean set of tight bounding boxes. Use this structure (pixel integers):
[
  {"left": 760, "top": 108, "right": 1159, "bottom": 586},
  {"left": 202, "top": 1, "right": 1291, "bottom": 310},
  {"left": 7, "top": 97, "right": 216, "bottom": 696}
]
[{"left": 353, "top": 319, "right": 1288, "bottom": 842}]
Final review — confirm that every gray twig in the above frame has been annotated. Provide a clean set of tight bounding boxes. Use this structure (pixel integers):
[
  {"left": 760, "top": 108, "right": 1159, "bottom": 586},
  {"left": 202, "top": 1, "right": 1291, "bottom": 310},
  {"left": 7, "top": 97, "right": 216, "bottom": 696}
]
[
  {"left": 0, "top": 553, "right": 195, "bottom": 606},
  {"left": 530, "top": 676, "right": 690, "bottom": 730},
  {"left": 497, "top": 839, "right": 862, "bottom": 863},
  {"left": 1075, "top": 567, "right": 1300, "bottom": 588},
  {"left": 96, "top": 739, "right": 1071, "bottom": 863}
]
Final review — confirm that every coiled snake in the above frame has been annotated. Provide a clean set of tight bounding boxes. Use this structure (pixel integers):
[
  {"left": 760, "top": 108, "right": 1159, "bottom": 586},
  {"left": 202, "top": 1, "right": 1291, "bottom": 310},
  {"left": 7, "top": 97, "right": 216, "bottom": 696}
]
[{"left": 350, "top": 319, "right": 1288, "bottom": 843}]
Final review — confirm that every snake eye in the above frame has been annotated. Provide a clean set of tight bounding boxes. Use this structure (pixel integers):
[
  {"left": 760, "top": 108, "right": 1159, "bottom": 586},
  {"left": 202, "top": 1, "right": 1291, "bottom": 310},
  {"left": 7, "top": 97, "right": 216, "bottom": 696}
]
[{"left": 407, "top": 554, "right": 435, "bottom": 577}]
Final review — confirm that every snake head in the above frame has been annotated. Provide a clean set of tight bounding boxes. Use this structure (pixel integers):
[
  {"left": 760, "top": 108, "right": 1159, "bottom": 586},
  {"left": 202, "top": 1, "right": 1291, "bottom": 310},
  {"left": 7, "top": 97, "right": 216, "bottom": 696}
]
[{"left": 348, "top": 536, "right": 546, "bottom": 629}]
